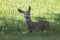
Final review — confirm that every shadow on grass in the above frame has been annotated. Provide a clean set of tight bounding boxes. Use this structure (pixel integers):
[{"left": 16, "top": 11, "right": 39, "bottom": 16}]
[
  {"left": 0, "top": 17, "right": 27, "bottom": 33},
  {"left": 0, "top": 12, "right": 60, "bottom": 36},
  {"left": 51, "top": 13, "right": 60, "bottom": 34}
]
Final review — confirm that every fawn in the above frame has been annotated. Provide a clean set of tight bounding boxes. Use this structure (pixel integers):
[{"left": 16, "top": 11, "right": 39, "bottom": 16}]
[{"left": 18, "top": 6, "right": 51, "bottom": 32}]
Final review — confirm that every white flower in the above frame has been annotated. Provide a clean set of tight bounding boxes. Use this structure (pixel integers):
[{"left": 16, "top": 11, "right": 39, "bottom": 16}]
[{"left": 23, "top": 32, "right": 25, "bottom": 34}]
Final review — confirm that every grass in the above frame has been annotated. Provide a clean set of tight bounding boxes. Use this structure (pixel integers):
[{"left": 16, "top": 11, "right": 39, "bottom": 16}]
[
  {"left": 0, "top": 0, "right": 60, "bottom": 40},
  {"left": 0, "top": 31, "right": 60, "bottom": 40}
]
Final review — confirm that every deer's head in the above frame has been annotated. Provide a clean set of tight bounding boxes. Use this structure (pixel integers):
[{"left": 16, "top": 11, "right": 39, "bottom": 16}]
[{"left": 18, "top": 6, "right": 31, "bottom": 19}]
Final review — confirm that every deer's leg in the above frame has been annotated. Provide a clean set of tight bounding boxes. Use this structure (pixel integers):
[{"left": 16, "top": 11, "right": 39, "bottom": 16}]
[
  {"left": 29, "top": 29, "right": 32, "bottom": 33},
  {"left": 27, "top": 26, "right": 33, "bottom": 33}
]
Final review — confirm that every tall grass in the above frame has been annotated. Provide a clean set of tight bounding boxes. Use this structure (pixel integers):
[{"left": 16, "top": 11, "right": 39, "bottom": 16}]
[{"left": 0, "top": 0, "right": 60, "bottom": 40}]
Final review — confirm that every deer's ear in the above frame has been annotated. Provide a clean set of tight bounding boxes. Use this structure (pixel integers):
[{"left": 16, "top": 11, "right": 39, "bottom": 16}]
[
  {"left": 18, "top": 9, "right": 24, "bottom": 13},
  {"left": 28, "top": 6, "right": 31, "bottom": 12}
]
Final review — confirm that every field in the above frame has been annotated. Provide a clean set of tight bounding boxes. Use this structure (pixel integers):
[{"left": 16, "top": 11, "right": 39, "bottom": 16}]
[{"left": 0, "top": 0, "right": 60, "bottom": 40}]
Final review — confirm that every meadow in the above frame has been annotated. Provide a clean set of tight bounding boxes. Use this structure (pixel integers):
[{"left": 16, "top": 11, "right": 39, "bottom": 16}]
[{"left": 0, "top": 0, "right": 60, "bottom": 40}]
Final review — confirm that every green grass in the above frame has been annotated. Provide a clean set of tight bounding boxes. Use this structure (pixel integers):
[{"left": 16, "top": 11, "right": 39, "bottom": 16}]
[
  {"left": 0, "top": 0, "right": 60, "bottom": 40},
  {"left": 0, "top": 31, "right": 60, "bottom": 40}
]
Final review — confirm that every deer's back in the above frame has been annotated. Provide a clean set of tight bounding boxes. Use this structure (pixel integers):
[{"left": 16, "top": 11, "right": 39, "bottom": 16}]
[
  {"left": 27, "top": 20, "right": 51, "bottom": 31},
  {"left": 32, "top": 20, "right": 51, "bottom": 31}
]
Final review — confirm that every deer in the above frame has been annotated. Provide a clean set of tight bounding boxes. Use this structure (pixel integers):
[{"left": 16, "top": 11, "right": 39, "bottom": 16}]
[{"left": 18, "top": 6, "right": 51, "bottom": 32}]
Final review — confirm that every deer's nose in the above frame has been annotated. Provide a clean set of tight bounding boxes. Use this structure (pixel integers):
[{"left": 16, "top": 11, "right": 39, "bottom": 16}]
[{"left": 26, "top": 17, "right": 28, "bottom": 19}]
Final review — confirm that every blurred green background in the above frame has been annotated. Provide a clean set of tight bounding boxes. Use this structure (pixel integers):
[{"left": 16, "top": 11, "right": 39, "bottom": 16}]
[{"left": 0, "top": 0, "right": 60, "bottom": 40}]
